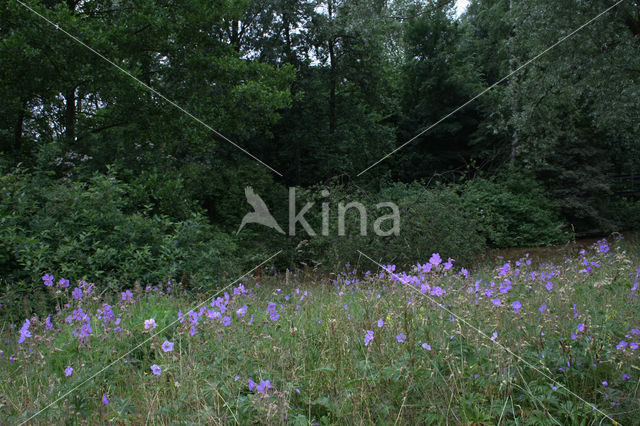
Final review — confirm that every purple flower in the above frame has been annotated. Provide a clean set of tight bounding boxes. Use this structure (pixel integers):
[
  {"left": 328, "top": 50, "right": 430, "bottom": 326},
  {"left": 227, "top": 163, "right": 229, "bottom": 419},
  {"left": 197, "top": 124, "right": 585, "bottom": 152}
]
[
  {"left": 430, "top": 286, "right": 444, "bottom": 297},
  {"left": 58, "top": 278, "right": 70, "bottom": 288},
  {"left": 222, "top": 316, "right": 231, "bottom": 326},
  {"left": 102, "top": 394, "right": 109, "bottom": 405},
  {"left": 617, "top": 340, "right": 628, "bottom": 350},
  {"left": 421, "top": 342, "right": 431, "bottom": 350},
  {"left": 630, "top": 342, "right": 639, "bottom": 350},
  {"left": 545, "top": 281, "right": 553, "bottom": 291},
  {"left": 236, "top": 305, "right": 248, "bottom": 317},
  {"left": 144, "top": 318, "right": 157, "bottom": 331},
  {"left": 491, "top": 331, "right": 498, "bottom": 341},
  {"left": 64, "top": 365, "right": 73, "bottom": 376},
  {"left": 72, "top": 287, "right": 83, "bottom": 300},
  {"left": 161, "top": 340, "right": 174, "bottom": 352},
  {"left": 364, "top": 330, "right": 374, "bottom": 346},
  {"left": 18, "top": 319, "right": 31, "bottom": 344},
  {"left": 429, "top": 253, "right": 442, "bottom": 267},
  {"left": 377, "top": 318, "right": 383, "bottom": 328},
  {"left": 577, "top": 323, "right": 585, "bottom": 332},
  {"left": 42, "top": 274, "right": 54, "bottom": 286},
  {"left": 248, "top": 379, "right": 256, "bottom": 391},
  {"left": 492, "top": 298, "right": 501, "bottom": 306},
  {"left": 396, "top": 333, "right": 406, "bottom": 343},
  {"left": 269, "top": 310, "right": 279, "bottom": 322},
  {"left": 512, "top": 301, "right": 522, "bottom": 313},
  {"left": 602, "top": 381, "right": 608, "bottom": 387},
  {"left": 150, "top": 364, "right": 161, "bottom": 375},
  {"left": 45, "top": 315, "right": 53, "bottom": 330},
  {"left": 539, "top": 304, "right": 547, "bottom": 313},
  {"left": 121, "top": 290, "right": 133, "bottom": 301},
  {"left": 256, "top": 379, "right": 271, "bottom": 394}
]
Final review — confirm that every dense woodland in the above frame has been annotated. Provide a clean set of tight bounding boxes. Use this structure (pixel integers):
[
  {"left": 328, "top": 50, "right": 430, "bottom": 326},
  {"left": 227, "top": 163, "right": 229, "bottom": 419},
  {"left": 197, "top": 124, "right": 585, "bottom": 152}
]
[{"left": 2, "top": 0, "right": 640, "bottom": 293}]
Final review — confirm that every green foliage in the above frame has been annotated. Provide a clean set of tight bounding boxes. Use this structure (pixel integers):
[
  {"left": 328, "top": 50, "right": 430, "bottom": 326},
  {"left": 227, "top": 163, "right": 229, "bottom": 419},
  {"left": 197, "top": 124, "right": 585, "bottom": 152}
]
[
  {"left": 1, "top": 239, "right": 638, "bottom": 423},
  {"left": 292, "top": 181, "right": 486, "bottom": 269},
  {"left": 0, "top": 168, "right": 238, "bottom": 294},
  {"left": 461, "top": 170, "right": 571, "bottom": 247}
]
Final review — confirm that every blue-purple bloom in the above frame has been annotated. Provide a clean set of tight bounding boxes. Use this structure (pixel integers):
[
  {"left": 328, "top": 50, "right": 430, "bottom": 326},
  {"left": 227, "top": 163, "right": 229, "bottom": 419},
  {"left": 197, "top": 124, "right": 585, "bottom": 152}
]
[
  {"left": 150, "top": 364, "right": 161, "bottom": 375},
  {"left": 364, "top": 330, "right": 374, "bottom": 346},
  {"left": 396, "top": 333, "right": 406, "bottom": 343},
  {"left": 512, "top": 301, "right": 522, "bottom": 313},
  {"left": 65, "top": 365, "right": 73, "bottom": 376},
  {"left": 256, "top": 379, "right": 271, "bottom": 394},
  {"left": 18, "top": 319, "right": 31, "bottom": 344},
  {"left": 72, "top": 287, "right": 83, "bottom": 300},
  {"left": 42, "top": 274, "right": 54, "bottom": 287},
  {"left": 161, "top": 340, "right": 174, "bottom": 352},
  {"left": 144, "top": 318, "right": 157, "bottom": 330}
]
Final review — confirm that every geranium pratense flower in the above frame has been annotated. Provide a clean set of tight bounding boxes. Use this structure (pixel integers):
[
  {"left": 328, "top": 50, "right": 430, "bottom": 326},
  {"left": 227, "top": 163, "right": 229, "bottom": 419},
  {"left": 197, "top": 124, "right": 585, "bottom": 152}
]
[
  {"left": 236, "top": 305, "right": 248, "bottom": 317},
  {"left": 256, "top": 380, "right": 271, "bottom": 394},
  {"left": 377, "top": 318, "right": 383, "bottom": 328},
  {"left": 65, "top": 366, "right": 73, "bottom": 377},
  {"left": 150, "top": 364, "right": 161, "bottom": 376},
  {"left": 512, "top": 301, "right": 522, "bottom": 313},
  {"left": 396, "top": 333, "right": 406, "bottom": 343},
  {"left": 58, "top": 278, "right": 69, "bottom": 288},
  {"left": 72, "top": 287, "right": 83, "bottom": 300},
  {"left": 144, "top": 318, "right": 157, "bottom": 331},
  {"left": 429, "top": 253, "right": 442, "bottom": 267},
  {"left": 269, "top": 310, "right": 279, "bottom": 321},
  {"left": 102, "top": 394, "right": 109, "bottom": 405},
  {"left": 364, "top": 330, "right": 374, "bottom": 346},
  {"left": 121, "top": 290, "right": 133, "bottom": 301},
  {"left": 18, "top": 319, "right": 31, "bottom": 344},
  {"left": 161, "top": 340, "right": 174, "bottom": 352},
  {"left": 42, "top": 274, "right": 54, "bottom": 286}
]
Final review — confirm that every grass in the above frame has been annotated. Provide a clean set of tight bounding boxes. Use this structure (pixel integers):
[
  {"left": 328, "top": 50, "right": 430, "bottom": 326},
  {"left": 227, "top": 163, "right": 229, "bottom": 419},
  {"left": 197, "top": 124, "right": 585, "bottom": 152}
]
[{"left": 1, "top": 237, "right": 639, "bottom": 424}]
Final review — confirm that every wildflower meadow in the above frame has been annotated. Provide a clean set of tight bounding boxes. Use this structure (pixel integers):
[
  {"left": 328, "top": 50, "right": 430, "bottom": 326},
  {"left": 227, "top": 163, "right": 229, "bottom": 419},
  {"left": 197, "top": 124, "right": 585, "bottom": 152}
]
[{"left": 1, "top": 237, "right": 639, "bottom": 424}]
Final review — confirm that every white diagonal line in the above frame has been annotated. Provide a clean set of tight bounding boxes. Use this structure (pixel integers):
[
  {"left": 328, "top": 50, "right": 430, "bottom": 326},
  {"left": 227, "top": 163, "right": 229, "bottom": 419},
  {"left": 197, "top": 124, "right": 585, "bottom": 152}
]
[
  {"left": 357, "top": 249, "right": 617, "bottom": 423},
  {"left": 19, "top": 250, "right": 282, "bottom": 425},
  {"left": 16, "top": 0, "right": 283, "bottom": 177},
  {"left": 357, "top": 0, "right": 625, "bottom": 176}
]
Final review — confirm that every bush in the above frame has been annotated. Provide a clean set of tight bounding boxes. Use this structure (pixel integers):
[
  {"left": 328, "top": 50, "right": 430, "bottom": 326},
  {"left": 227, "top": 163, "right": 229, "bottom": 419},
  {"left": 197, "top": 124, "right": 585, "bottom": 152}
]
[
  {"left": 460, "top": 170, "right": 571, "bottom": 247},
  {"left": 290, "top": 181, "right": 486, "bottom": 270},
  {"left": 0, "top": 168, "right": 239, "bottom": 300}
]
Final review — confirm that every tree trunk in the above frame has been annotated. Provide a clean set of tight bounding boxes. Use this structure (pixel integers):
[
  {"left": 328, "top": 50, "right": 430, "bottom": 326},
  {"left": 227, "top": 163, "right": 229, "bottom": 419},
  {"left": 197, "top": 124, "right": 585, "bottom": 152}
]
[
  {"left": 14, "top": 98, "right": 26, "bottom": 151},
  {"left": 327, "top": 0, "right": 336, "bottom": 135},
  {"left": 508, "top": 0, "right": 518, "bottom": 164},
  {"left": 65, "top": 88, "right": 76, "bottom": 144}
]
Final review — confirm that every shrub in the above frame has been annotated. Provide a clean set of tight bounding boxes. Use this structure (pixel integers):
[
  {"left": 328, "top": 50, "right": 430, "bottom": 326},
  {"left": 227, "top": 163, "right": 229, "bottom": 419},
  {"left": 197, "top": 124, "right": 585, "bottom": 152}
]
[
  {"left": 0, "top": 168, "right": 238, "bottom": 305},
  {"left": 291, "top": 181, "right": 486, "bottom": 270},
  {"left": 461, "top": 171, "right": 571, "bottom": 247}
]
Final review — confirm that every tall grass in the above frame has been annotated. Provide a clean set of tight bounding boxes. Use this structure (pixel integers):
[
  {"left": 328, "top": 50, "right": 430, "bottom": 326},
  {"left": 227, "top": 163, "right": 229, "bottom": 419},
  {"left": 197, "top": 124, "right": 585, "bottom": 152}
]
[{"left": 1, "top": 238, "right": 638, "bottom": 424}]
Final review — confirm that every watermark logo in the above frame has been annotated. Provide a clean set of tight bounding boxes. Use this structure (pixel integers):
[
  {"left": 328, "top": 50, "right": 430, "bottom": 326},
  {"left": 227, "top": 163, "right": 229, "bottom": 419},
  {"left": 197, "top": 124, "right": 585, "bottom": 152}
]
[{"left": 237, "top": 187, "right": 400, "bottom": 236}]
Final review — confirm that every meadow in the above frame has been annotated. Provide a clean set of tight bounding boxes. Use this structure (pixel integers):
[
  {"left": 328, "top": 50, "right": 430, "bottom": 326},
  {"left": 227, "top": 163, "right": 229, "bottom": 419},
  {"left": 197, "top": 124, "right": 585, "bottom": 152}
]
[{"left": 1, "top": 237, "right": 639, "bottom": 425}]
